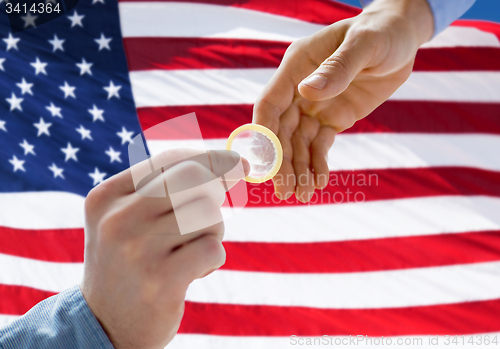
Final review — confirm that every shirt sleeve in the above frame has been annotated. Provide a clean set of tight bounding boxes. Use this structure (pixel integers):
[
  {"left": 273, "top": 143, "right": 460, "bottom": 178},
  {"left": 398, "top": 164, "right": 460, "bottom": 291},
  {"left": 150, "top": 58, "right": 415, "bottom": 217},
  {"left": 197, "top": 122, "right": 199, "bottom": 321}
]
[
  {"left": 359, "top": 0, "right": 477, "bottom": 37},
  {"left": 0, "top": 286, "right": 115, "bottom": 349}
]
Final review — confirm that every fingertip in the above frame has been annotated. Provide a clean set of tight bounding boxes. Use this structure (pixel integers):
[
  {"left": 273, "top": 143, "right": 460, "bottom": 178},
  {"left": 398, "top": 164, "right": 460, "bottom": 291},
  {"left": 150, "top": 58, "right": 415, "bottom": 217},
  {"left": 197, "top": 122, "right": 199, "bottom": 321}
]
[
  {"left": 314, "top": 169, "right": 329, "bottom": 190},
  {"left": 241, "top": 157, "right": 251, "bottom": 177},
  {"left": 295, "top": 188, "right": 314, "bottom": 203},
  {"left": 272, "top": 162, "right": 296, "bottom": 201}
]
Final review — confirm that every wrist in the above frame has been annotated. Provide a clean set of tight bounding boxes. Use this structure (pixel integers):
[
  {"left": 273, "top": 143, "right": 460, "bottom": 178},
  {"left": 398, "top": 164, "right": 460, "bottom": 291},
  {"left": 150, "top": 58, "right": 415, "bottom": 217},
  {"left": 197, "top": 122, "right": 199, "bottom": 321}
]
[{"left": 362, "top": 0, "right": 434, "bottom": 46}]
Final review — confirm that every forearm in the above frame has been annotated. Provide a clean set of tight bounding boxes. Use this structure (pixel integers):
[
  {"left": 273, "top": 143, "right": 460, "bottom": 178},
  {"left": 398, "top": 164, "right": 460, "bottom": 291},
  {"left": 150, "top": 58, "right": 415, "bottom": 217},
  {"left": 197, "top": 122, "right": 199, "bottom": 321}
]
[
  {"left": 362, "top": 0, "right": 434, "bottom": 46},
  {"left": 0, "top": 286, "right": 114, "bottom": 349},
  {"left": 360, "top": 0, "right": 477, "bottom": 40}
]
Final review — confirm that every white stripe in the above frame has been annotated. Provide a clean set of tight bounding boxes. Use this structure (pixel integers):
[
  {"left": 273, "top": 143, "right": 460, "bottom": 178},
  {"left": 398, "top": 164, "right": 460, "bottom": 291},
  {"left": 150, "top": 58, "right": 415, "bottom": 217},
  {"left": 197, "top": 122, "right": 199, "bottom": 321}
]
[
  {"left": 119, "top": 2, "right": 323, "bottom": 41},
  {"left": 223, "top": 196, "right": 500, "bottom": 242},
  {"left": 119, "top": 2, "right": 500, "bottom": 48},
  {"left": 390, "top": 72, "right": 500, "bottom": 102},
  {"left": 1, "top": 193, "right": 499, "bottom": 242},
  {"left": 0, "top": 254, "right": 82, "bottom": 292},
  {"left": 148, "top": 134, "right": 500, "bottom": 172},
  {"left": 1, "top": 252, "right": 499, "bottom": 308},
  {"left": 129, "top": 69, "right": 271, "bottom": 107},
  {"left": 168, "top": 333, "right": 500, "bottom": 349},
  {"left": 422, "top": 25, "right": 500, "bottom": 48},
  {"left": 130, "top": 69, "right": 500, "bottom": 107},
  {"left": 0, "top": 191, "right": 84, "bottom": 229},
  {"left": 0, "top": 315, "right": 19, "bottom": 328},
  {"left": 186, "top": 261, "right": 500, "bottom": 308}
]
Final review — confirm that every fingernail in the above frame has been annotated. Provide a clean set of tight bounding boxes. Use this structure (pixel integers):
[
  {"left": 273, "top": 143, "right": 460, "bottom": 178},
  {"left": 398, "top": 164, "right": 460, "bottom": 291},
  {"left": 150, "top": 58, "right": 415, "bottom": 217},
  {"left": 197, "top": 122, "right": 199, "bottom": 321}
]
[{"left": 300, "top": 74, "right": 327, "bottom": 90}]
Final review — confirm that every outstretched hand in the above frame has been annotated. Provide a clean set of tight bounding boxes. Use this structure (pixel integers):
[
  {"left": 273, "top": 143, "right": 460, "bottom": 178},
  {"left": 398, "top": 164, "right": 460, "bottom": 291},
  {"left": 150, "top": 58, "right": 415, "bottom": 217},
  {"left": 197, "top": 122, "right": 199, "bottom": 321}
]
[{"left": 253, "top": 0, "right": 433, "bottom": 202}]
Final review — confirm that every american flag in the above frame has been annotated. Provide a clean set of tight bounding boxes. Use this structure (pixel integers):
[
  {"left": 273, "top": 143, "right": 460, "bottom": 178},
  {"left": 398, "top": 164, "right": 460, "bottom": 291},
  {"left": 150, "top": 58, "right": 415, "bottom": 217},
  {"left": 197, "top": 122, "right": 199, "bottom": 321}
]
[{"left": 1, "top": 0, "right": 500, "bottom": 347}]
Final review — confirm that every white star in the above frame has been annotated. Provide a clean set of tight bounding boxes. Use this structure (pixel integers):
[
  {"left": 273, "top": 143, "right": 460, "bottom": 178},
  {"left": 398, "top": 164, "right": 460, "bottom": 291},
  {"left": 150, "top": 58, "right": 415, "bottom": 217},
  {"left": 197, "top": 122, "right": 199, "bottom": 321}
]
[
  {"left": 105, "top": 146, "right": 122, "bottom": 163},
  {"left": 3, "top": 33, "right": 20, "bottom": 51},
  {"left": 103, "top": 80, "right": 121, "bottom": 99},
  {"left": 48, "top": 163, "right": 64, "bottom": 179},
  {"left": 76, "top": 58, "right": 93, "bottom": 76},
  {"left": 30, "top": 57, "right": 48, "bottom": 75},
  {"left": 0, "top": 120, "right": 6, "bottom": 132},
  {"left": 48, "top": 34, "right": 65, "bottom": 52},
  {"left": 59, "top": 81, "right": 76, "bottom": 98},
  {"left": 61, "top": 142, "right": 79, "bottom": 162},
  {"left": 33, "top": 117, "right": 52, "bottom": 137},
  {"left": 0, "top": 58, "right": 5, "bottom": 71},
  {"left": 46, "top": 0, "right": 58, "bottom": 4},
  {"left": 68, "top": 11, "right": 84, "bottom": 27},
  {"left": 9, "top": 156, "right": 25, "bottom": 172},
  {"left": 92, "top": 0, "right": 104, "bottom": 4},
  {"left": 19, "top": 139, "right": 35, "bottom": 156},
  {"left": 88, "top": 104, "right": 104, "bottom": 122},
  {"left": 16, "top": 78, "right": 34, "bottom": 95},
  {"left": 76, "top": 125, "right": 92, "bottom": 140},
  {"left": 117, "top": 126, "right": 134, "bottom": 145},
  {"left": 94, "top": 33, "right": 111, "bottom": 51},
  {"left": 21, "top": 12, "right": 38, "bottom": 28},
  {"left": 89, "top": 167, "right": 106, "bottom": 186},
  {"left": 6, "top": 93, "right": 23, "bottom": 111},
  {"left": 46, "top": 102, "right": 62, "bottom": 118}
]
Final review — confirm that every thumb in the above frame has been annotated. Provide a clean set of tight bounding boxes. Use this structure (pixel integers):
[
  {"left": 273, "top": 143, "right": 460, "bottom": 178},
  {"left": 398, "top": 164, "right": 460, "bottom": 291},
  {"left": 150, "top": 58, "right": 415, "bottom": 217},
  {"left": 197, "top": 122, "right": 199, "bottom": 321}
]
[{"left": 298, "top": 38, "right": 374, "bottom": 101}]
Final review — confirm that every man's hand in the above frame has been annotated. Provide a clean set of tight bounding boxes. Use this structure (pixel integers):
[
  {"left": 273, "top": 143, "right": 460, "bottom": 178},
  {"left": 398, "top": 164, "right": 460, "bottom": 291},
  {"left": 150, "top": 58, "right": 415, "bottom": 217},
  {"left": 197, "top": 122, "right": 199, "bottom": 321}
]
[
  {"left": 80, "top": 149, "right": 249, "bottom": 349},
  {"left": 253, "top": 0, "right": 433, "bottom": 202}
]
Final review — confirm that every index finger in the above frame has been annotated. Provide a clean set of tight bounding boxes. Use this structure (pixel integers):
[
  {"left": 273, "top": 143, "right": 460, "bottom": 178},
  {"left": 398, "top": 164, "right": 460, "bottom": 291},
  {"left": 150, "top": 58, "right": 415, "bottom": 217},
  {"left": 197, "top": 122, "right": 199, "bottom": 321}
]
[
  {"left": 252, "top": 40, "right": 304, "bottom": 134},
  {"left": 100, "top": 148, "right": 248, "bottom": 199}
]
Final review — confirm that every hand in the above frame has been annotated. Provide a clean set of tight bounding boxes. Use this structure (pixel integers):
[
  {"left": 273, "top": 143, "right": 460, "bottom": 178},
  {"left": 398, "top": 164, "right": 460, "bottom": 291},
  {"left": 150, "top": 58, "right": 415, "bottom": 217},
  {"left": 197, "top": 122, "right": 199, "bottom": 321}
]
[
  {"left": 253, "top": 0, "right": 433, "bottom": 202},
  {"left": 80, "top": 149, "right": 249, "bottom": 349}
]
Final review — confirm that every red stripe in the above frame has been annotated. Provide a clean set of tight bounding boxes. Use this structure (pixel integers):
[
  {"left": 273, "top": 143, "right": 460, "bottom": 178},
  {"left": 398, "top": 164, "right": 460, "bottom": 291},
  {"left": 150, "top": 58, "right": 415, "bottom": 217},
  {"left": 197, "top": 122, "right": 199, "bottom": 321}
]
[
  {"left": 137, "top": 102, "right": 500, "bottom": 139},
  {"left": 3, "top": 284, "right": 499, "bottom": 336},
  {"left": 1, "top": 227, "right": 498, "bottom": 274},
  {"left": 123, "top": 38, "right": 285, "bottom": 71},
  {"left": 124, "top": 37, "right": 500, "bottom": 72},
  {"left": 118, "top": 0, "right": 360, "bottom": 26},
  {"left": 415, "top": 47, "right": 500, "bottom": 71},
  {"left": 1, "top": 228, "right": 499, "bottom": 274},
  {"left": 0, "top": 227, "right": 84, "bottom": 263},
  {"left": 180, "top": 299, "right": 500, "bottom": 336},
  {"left": 242, "top": 167, "right": 500, "bottom": 207},
  {"left": 223, "top": 231, "right": 500, "bottom": 273},
  {"left": 0, "top": 285, "right": 55, "bottom": 315}
]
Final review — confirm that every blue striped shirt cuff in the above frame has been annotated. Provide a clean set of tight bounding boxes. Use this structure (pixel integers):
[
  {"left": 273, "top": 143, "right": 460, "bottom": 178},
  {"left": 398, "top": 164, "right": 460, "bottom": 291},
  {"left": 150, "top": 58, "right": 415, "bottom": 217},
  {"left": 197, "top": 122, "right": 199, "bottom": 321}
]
[
  {"left": 0, "top": 286, "right": 114, "bottom": 349},
  {"left": 359, "top": 0, "right": 476, "bottom": 37}
]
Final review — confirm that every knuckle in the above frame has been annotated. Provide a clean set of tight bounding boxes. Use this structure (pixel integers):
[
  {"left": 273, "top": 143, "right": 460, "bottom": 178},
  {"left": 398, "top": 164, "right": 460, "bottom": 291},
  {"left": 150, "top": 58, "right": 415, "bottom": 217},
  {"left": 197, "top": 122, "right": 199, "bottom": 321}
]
[
  {"left": 322, "top": 51, "right": 350, "bottom": 77},
  {"left": 338, "top": 118, "right": 356, "bottom": 132},
  {"left": 84, "top": 181, "right": 111, "bottom": 216},
  {"left": 96, "top": 208, "right": 127, "bottom": 243},
  {"left": 284, "top": 38, "right": 305, "bottom": 58},
  {"left": 198, "top": 198, "right": 223, "bottom": 224},
  {"left": 183, "top": 161, "right": 212, "bottom": 184},
  {"left": 199, "top": 235, "right": 226, "bottom": 266}
]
